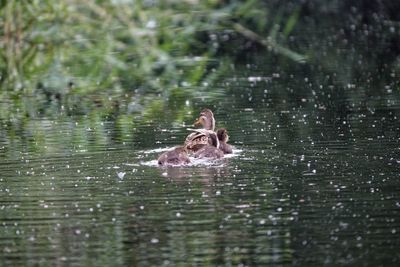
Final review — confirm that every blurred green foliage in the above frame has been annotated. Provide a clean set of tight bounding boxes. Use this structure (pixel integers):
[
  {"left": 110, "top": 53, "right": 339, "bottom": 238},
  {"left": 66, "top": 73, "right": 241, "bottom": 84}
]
[
  {"left": 1, "top": 0, "right": 399, "bottom": 123},
  {"left": 0, "top": 0, "right": 305, "bottom": 116}
]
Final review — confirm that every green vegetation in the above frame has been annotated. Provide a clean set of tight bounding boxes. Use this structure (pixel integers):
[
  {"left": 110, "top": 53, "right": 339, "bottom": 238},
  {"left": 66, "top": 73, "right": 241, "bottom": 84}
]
[
  {"left": 1, "top": 0, "right": 399, "bottom": 123},
  {"left": 0, "top": 0, "right": 305, "bottom": 118}
]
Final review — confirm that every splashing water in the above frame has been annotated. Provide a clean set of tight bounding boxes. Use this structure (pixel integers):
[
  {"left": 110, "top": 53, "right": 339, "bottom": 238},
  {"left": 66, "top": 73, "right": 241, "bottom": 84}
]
[{"left": 139, "top": 147, "right": 242, "bottom": 167}]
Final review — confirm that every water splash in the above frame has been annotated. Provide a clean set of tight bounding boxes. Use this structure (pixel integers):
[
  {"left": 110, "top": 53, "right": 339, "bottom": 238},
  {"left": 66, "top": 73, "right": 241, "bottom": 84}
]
[{"left": 139, "top": 147, "right": 242, "bottom": 167}]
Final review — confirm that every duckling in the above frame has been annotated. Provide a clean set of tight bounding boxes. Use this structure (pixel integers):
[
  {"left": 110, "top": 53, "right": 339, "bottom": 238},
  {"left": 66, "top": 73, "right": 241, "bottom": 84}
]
[
  {"left": 157, "top": 146, "right": 190, "bottom": 166},
  {"left": 184, "top": 108, "right": 217, "bottom": 152},
  {"left": 194, "top": 132, "right": 224, "bottom": 159},
  {"left": 217, "top": 128, "right": 233, "bottom": 154},
  {"left": 194, "top": 145, "right": 224, "bottom": 159}
]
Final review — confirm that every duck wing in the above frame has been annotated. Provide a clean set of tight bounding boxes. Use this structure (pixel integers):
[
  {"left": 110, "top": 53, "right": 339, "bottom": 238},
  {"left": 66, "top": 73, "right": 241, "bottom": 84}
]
[{"left": 184, "top": 129, "right": 217, "bottom": 151}]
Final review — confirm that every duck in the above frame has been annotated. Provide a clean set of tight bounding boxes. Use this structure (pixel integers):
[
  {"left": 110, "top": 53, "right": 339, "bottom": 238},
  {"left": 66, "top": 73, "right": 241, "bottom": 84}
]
[
  {"left": 194, "top": 131, "right": 224, "bottom": 159},
  {"left": 194, "top": 108, "right": 215, "bottom": 131},
  {"left": 217, "top": 128, "right": 233, "bottom": 154},
  {"left": 184, "top": 108, "right": 217, "bottom": 152},
  {"left": 157, "top": 146, "right": 190, "bottom": 166}
]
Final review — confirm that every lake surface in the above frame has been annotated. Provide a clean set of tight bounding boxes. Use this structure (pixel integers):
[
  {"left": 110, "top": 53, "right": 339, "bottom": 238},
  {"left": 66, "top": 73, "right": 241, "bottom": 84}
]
[
  {"left": 2, "top": 3, "right": 400, "bottom": 266},
  {"left": 1, "top": 79, "right": 400, "bottom": 266}
]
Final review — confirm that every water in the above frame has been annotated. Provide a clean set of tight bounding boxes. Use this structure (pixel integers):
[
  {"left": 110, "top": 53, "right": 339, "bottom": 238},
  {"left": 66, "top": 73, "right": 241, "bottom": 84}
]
[
  {"left": 1, "top": 3, "right": 400, "bottom": 266},
  {"left": 1, "top": 91, "right": 399, "bottom": 265}
]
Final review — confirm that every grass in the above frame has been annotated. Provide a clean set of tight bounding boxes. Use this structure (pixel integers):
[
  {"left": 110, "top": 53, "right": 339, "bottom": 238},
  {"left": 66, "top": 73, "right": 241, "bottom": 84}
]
[{"left": 0, "top": 0, "right": 306, "bottom": 118}]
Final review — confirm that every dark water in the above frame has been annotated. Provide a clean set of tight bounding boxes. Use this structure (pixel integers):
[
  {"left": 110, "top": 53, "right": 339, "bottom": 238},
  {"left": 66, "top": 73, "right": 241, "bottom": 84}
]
[
  {"left": 1, "top": 85, "right": 400, "bottom": 266},
  {"left": 2, "top": 5, "right": 400, "bottom": 267}
]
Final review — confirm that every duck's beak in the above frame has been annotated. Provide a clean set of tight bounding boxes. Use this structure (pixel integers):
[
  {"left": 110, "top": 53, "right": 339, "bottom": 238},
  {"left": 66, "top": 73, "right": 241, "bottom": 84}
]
[{"left": 194, "top": 118, "right": 202, "bottom": 127}]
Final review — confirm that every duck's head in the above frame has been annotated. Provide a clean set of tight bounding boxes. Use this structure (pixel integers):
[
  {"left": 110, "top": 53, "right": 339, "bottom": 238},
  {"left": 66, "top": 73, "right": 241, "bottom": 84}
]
[
  {"left": 217, "top": 128, "right": 229, "bottom": 143},
  {"left": 194, "top": 108, "right": 215, "bottom": 131}
]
